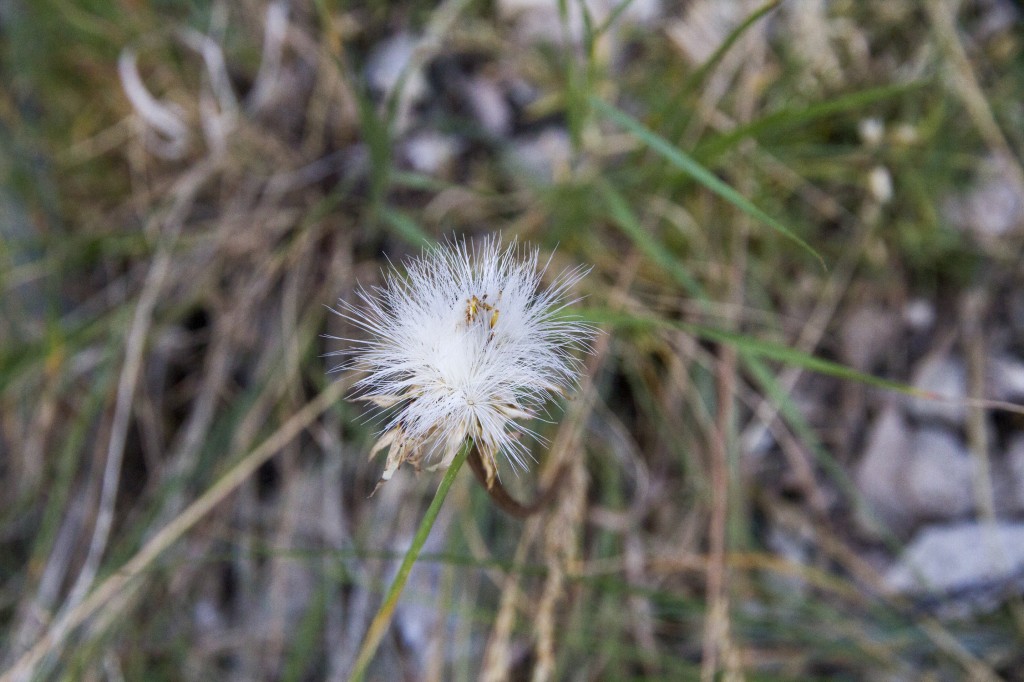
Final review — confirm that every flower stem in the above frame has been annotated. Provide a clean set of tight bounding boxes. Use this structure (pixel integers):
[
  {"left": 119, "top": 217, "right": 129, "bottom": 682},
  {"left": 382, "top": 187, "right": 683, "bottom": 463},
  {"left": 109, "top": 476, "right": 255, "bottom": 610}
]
[{"left": 349, "top": 441, "right": 471, "bottom": 681}]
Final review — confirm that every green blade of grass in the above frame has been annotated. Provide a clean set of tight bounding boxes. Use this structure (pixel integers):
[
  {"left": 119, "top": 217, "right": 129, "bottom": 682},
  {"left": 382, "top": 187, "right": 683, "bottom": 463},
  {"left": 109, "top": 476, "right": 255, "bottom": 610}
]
[
  {"left": 581, "top": 307, "right": 925, "bottom": 397},
  {"left": 599, "top": 180, "right": 707, "bottom": 301},
  {"left": 349, "top": 441, "right": 471, "bottom": 682},
  {"left": 740, "top": 353, "right": 857, "bottom": 501},
  {"left": 591, "top": 96, "right": 825, "bottom": 268},
  {"left": 740, "top": 353, "right": 909, "bottom": 552},
  {"left": 380, "top": 206, "right": 435, "bottom": 249},
  {"left": 681, "top": 0, "right": 781, "bottom": 95},
  {"left": 696, "top": 81, "right": 928, "bottom": 161}
]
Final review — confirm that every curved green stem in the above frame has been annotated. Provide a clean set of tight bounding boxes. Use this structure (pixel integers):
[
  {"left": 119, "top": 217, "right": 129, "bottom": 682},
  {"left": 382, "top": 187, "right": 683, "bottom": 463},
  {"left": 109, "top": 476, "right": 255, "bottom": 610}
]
[{"left": 349, "top": 441, "right": 471, "bottom": 681}]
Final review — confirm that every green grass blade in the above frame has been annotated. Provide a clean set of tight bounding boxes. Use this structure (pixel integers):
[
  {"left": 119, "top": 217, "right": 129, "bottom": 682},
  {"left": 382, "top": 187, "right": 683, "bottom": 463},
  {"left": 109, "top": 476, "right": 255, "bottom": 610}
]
[
  {"left": 591, "top": 97, "right": 825, "bottom": 268},
  {"left": 380, "top": 206, "right": 436, "bottom": 249},
  {"left": 581, "top": 307, "right": 926, "bottom": 397},
  {"left": 696, "top": 81, "right": 928, "bottom": 161},
  {"left": 349, "top": 441, "right": 471, "bottom": 682},
  {"left": 682, "top": 1, "right": 781, "bottom": 95},
  {"left": 599, "top": 180, "right": 707, "bottom": 300}
]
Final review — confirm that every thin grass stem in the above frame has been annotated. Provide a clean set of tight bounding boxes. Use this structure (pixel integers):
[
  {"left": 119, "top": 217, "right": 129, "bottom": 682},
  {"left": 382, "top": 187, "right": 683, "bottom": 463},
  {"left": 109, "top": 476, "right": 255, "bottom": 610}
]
[{"left": 349, "top": 441, "right": 471, "bottom": 681}]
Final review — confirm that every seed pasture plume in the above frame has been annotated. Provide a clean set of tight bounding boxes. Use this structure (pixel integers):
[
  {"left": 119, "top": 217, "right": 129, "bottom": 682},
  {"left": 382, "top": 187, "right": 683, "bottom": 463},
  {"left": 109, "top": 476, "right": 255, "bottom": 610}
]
[{"left": 332, "top": 236, "right": 592, "bottom": 488}]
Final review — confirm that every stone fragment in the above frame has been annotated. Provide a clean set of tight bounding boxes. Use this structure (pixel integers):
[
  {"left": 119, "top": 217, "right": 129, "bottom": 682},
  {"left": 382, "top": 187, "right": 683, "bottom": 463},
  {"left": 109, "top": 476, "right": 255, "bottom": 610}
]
[
  {"left": 1004, "top": 435, "right": 1024, "bottom": 512},
  {"left": 840, "top": 305, "right": 900, "bottom": 371},
  {"left": 943, "top": 154, "right": 1024, "bottom": 245},
  {"left": 500, "top": 0, "right": 660, "bottom": 46},
  {"left": 884, "top": 521, "right": 1024, "bottom": 616},
  {"left": 464, "top": 76, "right": 512, "bottom": 137},
  {"left": 364, "top": 33, "right": 430, "bottom": 134},
  {"left": 506, "top": 127, "right": 572, "bottom": 184},
  {"left": 987, "top": 354, "right": 1024, "bottom": 403},
  {"left": 905, "top": 427, "right": 975, "bottom": 520},
  {"left": 856, "top": 411, "right": 978, "bottom": 536},
  {"left": 401, "top": 131, "right": 463, "bottom": 175},
  {"left": 855, "top": 405, "right": 914, "bottom": 536},
  {"left": 903, "top": 298, "right": 935, "bottom": 332},
  {"left": 906, "top": 351, "right": 967, "bottom": 425}
]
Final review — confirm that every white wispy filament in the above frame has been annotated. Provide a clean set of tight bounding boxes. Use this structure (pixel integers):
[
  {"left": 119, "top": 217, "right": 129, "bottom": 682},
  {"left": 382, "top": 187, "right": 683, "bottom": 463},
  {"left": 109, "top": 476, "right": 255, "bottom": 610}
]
[{"left": 333, "top": 236, "right": 592, "bottom": 485}]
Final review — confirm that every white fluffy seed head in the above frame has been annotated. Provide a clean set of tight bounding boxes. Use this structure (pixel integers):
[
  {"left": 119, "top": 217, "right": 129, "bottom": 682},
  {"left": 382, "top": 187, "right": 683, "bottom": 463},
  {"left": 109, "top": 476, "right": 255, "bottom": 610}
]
[{"left": 331, "top": 235, "right": 593, "bottom": 483}]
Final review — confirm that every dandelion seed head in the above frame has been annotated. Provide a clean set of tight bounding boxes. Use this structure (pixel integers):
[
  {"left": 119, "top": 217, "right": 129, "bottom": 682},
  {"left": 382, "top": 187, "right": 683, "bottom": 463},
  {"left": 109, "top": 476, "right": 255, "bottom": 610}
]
[{"left": 332, "top": 235, "right": 593, "bottom": 483}]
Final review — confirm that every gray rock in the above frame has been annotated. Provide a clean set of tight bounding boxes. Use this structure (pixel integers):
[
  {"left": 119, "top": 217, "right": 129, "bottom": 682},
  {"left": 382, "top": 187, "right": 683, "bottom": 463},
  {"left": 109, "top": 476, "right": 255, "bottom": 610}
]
[
  {"left": 464, "top": 76, "right": 512, "bottom": 137},
  {"left": 763, "top": 521, "right": 813, "bottom": 605},
  {"left": 883, "top": 521, "right": 1024, "bottom": 616},
  {"left": 855, "top": 405, "right": 914, "bottom": 535},
  {"left": 506, "top": 127, "right": 572, "bottom": 185},
  {"left": 943, "top": 154, "right": 1024, "bottom": 244},
  {"left": 856, "top": 409, "right": 977, "bottom": 536},
  {"left": 500, "top": 0, "right": 661, "bottom": 46},
  {"left": 1004, "top": 435, "right": 1024, "bottom": 512},
  {"left": 840, "top": 305, "right": 900, "bottom": 371},
  {"left": 401, "top": 131, "right": 463, "bottom": 175},
  {"left": 903, "top": 298, "right": 935, "bottom": 332},
  {"left": 1008, "top": 287, "right": 1024, "bottom": 333},
  {"left": 667, "top": 2, "right": 749, "bottom": 66},
  {"left": 987, "top": 354, "right": 1024, "bottom": 402},
  {"left": 905, "top": 427, "right": 975, "bottom": 520},
  {"left": 364, "top": 33, "right": 430, "bottom": 134},
  {"left": 906, "top": 351, "right": 967, "bottom": 425}
]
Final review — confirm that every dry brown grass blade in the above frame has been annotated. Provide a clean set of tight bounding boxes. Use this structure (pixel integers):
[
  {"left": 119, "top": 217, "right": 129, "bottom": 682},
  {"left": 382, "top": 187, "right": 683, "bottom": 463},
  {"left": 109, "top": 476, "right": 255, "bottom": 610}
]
[
  {"left": 925, "top": 0, "right": 1024, "bottom": 200},
  {"left": 479, "top": 250, "right": 625, "bottom": 680},
  {"left": 0, "top": 379, "right": 348, "bottom": 682},
  {"left": 480, "top": 515, "right": 541, "bottom": 682},
  {"left": 531, "top": 419, "right": 588, "bottom": 682},
  {"left": 3, "top": 159, "right": 219, "bottom": 669}
]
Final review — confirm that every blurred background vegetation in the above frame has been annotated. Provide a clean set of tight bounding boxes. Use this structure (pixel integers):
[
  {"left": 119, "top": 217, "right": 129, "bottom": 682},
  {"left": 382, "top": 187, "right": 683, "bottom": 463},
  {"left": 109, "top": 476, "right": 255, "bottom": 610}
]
[{"left": 3, "top": 0, "right": 1024, "bottom": 679}]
